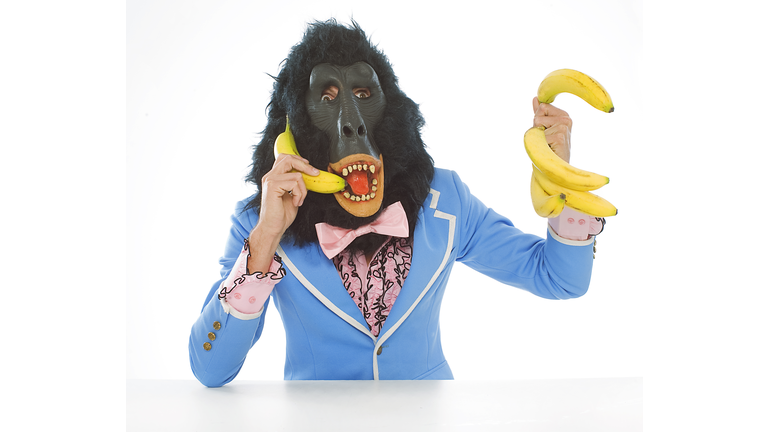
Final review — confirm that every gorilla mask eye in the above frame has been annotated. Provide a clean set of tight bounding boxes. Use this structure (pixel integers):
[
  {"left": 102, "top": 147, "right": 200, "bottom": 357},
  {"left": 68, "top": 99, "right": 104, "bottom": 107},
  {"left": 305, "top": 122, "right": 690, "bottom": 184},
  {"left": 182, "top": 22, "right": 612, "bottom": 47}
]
[
  {"left": 321, "top": 86, "right": 339, "bottom": 101},
  {"left": 354, "top": 88, "right": 371, "bottom": 99}
]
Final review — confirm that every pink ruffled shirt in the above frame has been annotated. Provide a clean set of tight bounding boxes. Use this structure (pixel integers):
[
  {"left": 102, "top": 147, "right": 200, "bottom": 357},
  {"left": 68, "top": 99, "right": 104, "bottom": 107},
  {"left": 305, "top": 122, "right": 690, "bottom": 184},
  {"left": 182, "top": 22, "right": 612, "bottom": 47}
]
[
  {"left": 217, "top": 239, "right": 285, "bottom": 318},
  {"left": 332, "top": 237, "right": 412, "bottom": 337},
  {"left": 549, "top": 207, "right": 605, "bottom": 241}
]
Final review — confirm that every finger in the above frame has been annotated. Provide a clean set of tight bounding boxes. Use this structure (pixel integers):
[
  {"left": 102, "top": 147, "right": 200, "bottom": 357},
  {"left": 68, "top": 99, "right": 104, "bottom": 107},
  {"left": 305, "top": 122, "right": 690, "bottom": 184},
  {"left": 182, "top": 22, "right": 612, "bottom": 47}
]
[
  {"left": 278, "top": 179, "right": 305, "bottom": 209},
  {"left": 274, "top": 151, "right": 309, "bottom": 164},
  {"left": 535, "top": 101, "right": 570, "bottom": 118},
  {"left": 293, "top": 171, "right": 309, "bottom": 207},
  {"left": 543, "top": 123, "right": 570, "bottom": 137},
  {"left": 533, "top": 115, "right": 573, "bottom": 129},
  {"left": 285, "top": 184, "right": 302, "bottom": 208},
  {"left": 282, "top": 177, "right": 306, "bottom": 208},
  {"left": 544, "top": 130, "right": 568, "bottom": 149},
  {"left": 263, "top": 172, "right": 301, "bottom": 199},
  {"left": 542, "top": 129, "right": 570, "bottom": 162},
  {"left": 277, "top": 173, "right": 309, "bottom": 208},
  {"left": 274, "top": 153, "right": 320, "bottom": 176},
  {"left": 272, "top": 164, "right": 309, "bottom": 206}
]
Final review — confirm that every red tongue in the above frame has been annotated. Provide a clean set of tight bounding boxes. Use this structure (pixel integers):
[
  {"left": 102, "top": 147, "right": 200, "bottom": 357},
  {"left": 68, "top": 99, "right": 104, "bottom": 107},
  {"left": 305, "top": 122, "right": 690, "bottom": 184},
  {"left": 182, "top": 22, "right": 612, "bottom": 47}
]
[{"left": 346, "top": 170, "right": 369, "bottom": 196}]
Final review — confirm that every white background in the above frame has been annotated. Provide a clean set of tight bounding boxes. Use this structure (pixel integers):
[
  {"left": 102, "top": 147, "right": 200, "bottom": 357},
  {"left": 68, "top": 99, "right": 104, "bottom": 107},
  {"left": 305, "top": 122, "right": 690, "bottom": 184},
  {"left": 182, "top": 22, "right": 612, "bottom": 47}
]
[{"left": 3, "top": 0, "right": 768, "bottom": 430}]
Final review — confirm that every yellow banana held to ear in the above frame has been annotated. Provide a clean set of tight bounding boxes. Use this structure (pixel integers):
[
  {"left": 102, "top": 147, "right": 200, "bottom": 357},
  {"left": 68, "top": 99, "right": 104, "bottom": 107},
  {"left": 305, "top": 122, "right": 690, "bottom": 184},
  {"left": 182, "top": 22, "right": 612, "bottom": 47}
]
[
  {"left": 537, "top": 68, "right": 614, "bottom": 113},
  {"left": 273, "top": 117, "right": 346, "bottom": 194}
]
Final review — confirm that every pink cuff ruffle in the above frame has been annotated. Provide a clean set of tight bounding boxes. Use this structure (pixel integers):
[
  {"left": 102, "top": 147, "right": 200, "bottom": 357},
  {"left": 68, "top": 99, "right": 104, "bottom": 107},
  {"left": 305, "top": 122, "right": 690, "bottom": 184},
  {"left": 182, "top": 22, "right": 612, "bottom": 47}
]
[
  {"left": 217, "top": 240, "right": 285, "bottom": 314},
  {"left": 548, "top": 207, "right": 605, "bottom": 241}
]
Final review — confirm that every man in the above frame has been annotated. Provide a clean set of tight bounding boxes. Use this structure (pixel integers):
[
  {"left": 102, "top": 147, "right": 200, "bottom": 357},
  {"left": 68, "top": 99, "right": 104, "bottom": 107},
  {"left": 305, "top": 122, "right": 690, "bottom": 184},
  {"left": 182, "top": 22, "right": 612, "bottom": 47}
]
[{"left": 189, "top": 20, "right": 602, "bottom": 387}]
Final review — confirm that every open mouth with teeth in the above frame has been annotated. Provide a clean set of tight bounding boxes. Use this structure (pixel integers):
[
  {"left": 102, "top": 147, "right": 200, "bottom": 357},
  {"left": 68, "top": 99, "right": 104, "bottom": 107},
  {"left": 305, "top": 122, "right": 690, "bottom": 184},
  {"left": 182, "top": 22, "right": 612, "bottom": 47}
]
[{"left": 328, "top": 154, "right": 384, "bottom": 217}]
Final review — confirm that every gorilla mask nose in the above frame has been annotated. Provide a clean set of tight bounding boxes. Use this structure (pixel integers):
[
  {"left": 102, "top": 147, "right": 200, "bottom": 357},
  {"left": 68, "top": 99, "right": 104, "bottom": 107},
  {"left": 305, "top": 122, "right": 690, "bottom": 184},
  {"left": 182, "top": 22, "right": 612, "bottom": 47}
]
[
  {"left": 342, "top": 124, "right": 366, "bottom": 138},
  {"left": 331, "top": 93, "right": 379, "bottom": 162}
]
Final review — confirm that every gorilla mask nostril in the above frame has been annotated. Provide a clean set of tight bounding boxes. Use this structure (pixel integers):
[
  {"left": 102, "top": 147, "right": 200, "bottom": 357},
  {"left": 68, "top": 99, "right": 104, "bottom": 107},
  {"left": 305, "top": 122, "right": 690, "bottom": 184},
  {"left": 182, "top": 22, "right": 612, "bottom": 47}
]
[
  {"left": 357, "top": 125, "right": 366, "bottom": 136},
  {"left": 343, "top": 125, "right": 353, "bottom": 137}
]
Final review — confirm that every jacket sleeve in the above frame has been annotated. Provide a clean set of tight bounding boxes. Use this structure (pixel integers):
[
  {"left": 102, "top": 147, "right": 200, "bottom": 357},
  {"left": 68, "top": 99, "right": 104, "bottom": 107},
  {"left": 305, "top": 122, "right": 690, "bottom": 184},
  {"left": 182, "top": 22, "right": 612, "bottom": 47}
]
[
  {"left": 188, "top": 198, "right": 276, "bottom": 387},
  {"left": 449, "top": 170, "right": 594, "bottom": 299}
]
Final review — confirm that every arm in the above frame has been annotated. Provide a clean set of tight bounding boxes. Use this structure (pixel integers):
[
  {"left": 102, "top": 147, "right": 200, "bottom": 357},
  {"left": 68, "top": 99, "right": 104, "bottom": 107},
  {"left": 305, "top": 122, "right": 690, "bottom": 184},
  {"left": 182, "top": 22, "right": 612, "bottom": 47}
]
[
  {"left": 188, "top": 204, "right": 274, "bottom": 387},
  {"left": 452, "top": 170, "right": 594, "bottom": 299},
  {"left": 189, "top": 153, "right": 319, "bottom": 387},
  {"left": 247, "top": 153, "right": 319, "bottom": 272},
  {"left": 452, "top": 98, "right": 597, "bottom": 298}
]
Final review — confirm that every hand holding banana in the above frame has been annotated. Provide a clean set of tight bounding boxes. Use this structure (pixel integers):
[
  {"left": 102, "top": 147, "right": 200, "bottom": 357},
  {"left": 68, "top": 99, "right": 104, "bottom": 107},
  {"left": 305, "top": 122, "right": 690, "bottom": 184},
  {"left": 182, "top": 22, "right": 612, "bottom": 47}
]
[
  {"left": 527, "top": 69, "right": 617, "bottom": 218},
  {"left": 273, "top": 118, "right": 346, "bottom": 194}
]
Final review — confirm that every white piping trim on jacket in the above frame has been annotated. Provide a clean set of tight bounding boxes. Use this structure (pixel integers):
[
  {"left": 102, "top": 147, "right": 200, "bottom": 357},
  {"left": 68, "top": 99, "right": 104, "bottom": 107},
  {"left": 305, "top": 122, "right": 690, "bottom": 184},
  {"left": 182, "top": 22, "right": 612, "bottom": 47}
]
[
  {"left": 219, "top": 298, "right": 264, "bottom": 320},
  {"left": 276, "top": 244, "right": 376, "bottom": 341},
  {"left": 372, "top": 188, "right": 456, "bottom": 380}
]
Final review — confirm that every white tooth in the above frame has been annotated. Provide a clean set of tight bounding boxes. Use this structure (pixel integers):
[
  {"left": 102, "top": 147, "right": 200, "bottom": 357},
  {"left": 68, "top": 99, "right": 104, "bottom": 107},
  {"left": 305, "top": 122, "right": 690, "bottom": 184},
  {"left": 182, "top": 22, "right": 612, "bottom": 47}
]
[
  {"left": 372, "top": 178, "right": 377, "bottom": 185},
  {"left": 356, "top": 196, "right": 361, "bottom": 202},
  {"left": 371, "top": 185, "right": 377, "bottom": 192},
  {"left": 363, "top": 164, "right": 368, "bottom": 171},
  {"left": 357, "top": 164, "right": 362, "bottom": 171},
  {"left": 370, "top": 192, "right": 376, "bottom": 199},
  {"left": 366, "top": 194, "right": 371, "bottom": 201},
  {"left": 343, "top": 192, "right": 350, "bottom": 199},
  {"left": 342, "top": 168, "right": 348, "bottom": 176},
  {"left": 370, "top": 165, "right": 375, "bottom": 174}
]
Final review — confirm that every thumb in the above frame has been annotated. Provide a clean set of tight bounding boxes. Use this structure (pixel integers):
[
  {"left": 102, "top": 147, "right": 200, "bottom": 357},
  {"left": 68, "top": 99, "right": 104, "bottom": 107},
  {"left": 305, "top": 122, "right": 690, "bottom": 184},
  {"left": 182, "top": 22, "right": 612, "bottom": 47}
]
[{"left": 532, "top": 96, "right": 540, "bottom": 114}]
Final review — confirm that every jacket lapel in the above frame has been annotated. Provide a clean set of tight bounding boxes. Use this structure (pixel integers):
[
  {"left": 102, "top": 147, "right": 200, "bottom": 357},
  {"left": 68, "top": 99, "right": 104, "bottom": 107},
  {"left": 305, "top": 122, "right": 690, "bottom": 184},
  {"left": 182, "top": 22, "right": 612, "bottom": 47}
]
[
  {"left": 276, "top": 241, "right": 373, "bottom": 338},
  {"left": 378, "top": 189, "right": 456, "bottom": 339}
]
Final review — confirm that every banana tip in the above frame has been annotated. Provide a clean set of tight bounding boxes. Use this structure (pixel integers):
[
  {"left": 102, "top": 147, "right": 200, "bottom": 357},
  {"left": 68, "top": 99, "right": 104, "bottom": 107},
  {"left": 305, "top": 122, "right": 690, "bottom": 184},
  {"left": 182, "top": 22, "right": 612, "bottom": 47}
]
[{"left": 608, "top": 106, "right": 614, "bottom": 113}]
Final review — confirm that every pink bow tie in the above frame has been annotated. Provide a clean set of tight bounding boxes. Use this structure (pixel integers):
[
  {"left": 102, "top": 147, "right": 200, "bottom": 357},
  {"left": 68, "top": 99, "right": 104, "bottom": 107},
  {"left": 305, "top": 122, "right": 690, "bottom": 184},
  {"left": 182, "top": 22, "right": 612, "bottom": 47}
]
[{"left": 315, "top": 202, "right": 409, "bottom": 259}]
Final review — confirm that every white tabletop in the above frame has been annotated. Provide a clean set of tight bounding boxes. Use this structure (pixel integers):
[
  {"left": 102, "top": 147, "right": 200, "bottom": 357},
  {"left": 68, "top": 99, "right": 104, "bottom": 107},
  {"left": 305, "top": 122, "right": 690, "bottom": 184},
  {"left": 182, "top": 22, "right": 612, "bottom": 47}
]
[{"left": 127, "top": 378, "right": 641, "bottom": 431}]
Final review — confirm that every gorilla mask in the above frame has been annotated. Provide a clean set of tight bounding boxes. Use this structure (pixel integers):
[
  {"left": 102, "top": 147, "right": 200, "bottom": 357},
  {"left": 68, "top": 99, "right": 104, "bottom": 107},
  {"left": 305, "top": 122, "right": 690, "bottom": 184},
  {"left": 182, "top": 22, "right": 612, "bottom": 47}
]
[
  {"left": 245, "top": 19, "right": 435, "bottom": 252},
  {"left": 306, "top": 62, "right": 387, "bottom": 217}
]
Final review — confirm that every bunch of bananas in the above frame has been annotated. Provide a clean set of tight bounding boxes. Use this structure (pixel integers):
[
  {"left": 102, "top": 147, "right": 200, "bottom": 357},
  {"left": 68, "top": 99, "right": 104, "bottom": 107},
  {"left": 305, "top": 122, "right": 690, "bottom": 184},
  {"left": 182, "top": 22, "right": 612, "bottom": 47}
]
[
  {"left": 273, "top": 117, "right": 346, "bottom": 193},
  {"left": 526, "top": 69, "right": 618, "bottom": 218}
]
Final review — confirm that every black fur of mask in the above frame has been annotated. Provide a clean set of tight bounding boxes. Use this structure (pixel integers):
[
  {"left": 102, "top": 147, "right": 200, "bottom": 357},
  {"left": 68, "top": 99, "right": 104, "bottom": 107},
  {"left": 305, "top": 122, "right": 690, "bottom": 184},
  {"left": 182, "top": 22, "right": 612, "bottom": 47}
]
[{"left": 244, "top": 19, "right": 434, "bottom": 254}]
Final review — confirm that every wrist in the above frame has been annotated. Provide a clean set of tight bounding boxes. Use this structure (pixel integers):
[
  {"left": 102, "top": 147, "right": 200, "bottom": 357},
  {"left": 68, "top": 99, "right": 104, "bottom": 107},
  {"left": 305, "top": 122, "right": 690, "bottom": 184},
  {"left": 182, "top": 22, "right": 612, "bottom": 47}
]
[{"left": 247, "top": 226, "right": 283, "bottom": 274}]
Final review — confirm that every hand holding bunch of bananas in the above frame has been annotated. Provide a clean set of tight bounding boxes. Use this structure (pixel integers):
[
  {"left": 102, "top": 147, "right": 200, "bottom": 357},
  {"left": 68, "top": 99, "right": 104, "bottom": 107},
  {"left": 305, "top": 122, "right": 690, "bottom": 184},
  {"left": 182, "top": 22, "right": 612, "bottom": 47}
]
[{"left": 526, "top": 69, "right": 618, "bottom": 218}]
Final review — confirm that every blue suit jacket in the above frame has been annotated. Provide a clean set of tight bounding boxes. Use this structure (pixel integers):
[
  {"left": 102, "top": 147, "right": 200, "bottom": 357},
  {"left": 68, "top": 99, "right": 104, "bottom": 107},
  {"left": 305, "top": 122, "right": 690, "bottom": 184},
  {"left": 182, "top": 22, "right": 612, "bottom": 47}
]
[{"left": 190, "top": 169, "right": 594, "bottom": 386}]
